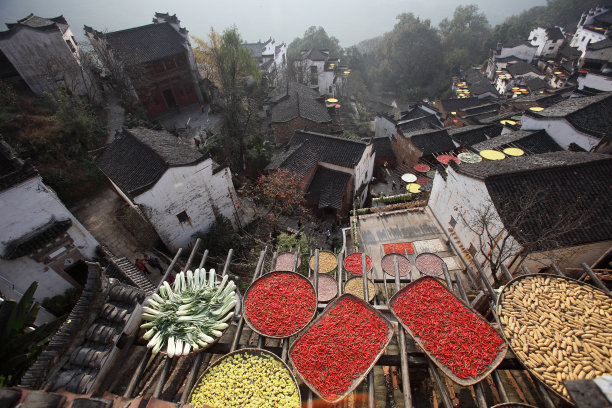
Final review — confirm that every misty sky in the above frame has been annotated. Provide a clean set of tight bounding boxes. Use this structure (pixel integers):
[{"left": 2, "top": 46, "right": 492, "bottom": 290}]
[{"left": 0, "top": 0, "right": 545, "bottom": 47}]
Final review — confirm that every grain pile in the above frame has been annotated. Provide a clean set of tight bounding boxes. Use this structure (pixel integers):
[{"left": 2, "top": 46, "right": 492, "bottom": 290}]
[{"left": 498, "top": 275, "right": 612, "bottom": 399}]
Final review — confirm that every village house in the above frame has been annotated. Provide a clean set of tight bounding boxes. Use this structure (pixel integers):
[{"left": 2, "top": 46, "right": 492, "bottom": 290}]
[
  {"left": 494, "top": 61, "right": 545, "bottom": 96},
  {"left": 374, "top": 104, "right": 442, "bottom": 140},
  {"left": 0, "top": 14, "right": 89, "bottom": 95},
  {"left": 434, "top": 97, "right": 500, "bottom": 127},
  {"left": 266, "top": 82, "right": 332, "bottom": 145},
  {"left": 293, "top": 48, "right": 348, "bottom": 97},
  {"left": 95, "top": 128, "right": 239, "bottom": 251},
  {"left": 244, "top": 38, "right": 287, "bottom": 86},
  {"left": 454, "top": 68, "right": 499, "bottom": 99},
  {"left": 528, "top": 27, "right": 566, "bottom": 58},
  {"left": 570, "top": 5, "right": 611, "bottom": 55},
  {"left": 265, "top": 131, "right": 374, "bottom": 219},
  {"left": 521, "top": 92, "right": 612, "bottom": 152},
  {"left": 577, "top": 38, "right": 612, "bottom": 92},
  {"left": 429, "top": 151, "right": 612, "bottom": 283},
  {"left": 0, "top": 140, "right": 99, "bottom": 317},
  {"left": 486, "top": 40, "right": 538, "bottom": 79},
  {"left": 85, "top": 13, "right": 202, "bottom": 118}
]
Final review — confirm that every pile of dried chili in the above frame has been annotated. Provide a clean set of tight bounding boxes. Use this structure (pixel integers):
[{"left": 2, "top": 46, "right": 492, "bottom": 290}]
[
  {"left": 392, "top": 277, "right": 505, "bottom": 380},
  {"left": 245, "top": 272, "right": 316, "bottom": 337},
  {"left": 344, "top": 252, "right": 372, "bottom": 276},
  {"left": 291, "top": 296, "right": 390, "bottom": 401}
]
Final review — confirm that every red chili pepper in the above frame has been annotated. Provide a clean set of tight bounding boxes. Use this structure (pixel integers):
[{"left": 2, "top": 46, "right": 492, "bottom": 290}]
[
  {"left": 244, "top": 272, "right": 316, "bottom": 337},
  {"left": 291, "top": 296, "right": 388, "bottom": 400},
  {"left": 343, "top": 253, "right": 372, "bottom": 276},
  {"left": 392, "top": 277, "right": 504, "bottom": 380}
]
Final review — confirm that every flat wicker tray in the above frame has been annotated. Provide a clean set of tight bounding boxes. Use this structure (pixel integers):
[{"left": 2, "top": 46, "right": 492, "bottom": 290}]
[
  {"left": 389, "top": 276, "right": 507, "bottom": 386},
  {"left": 188, "top": 348, "right": 301, "bottom": 407},
  {"left": 243, "top": 271, "right": 317, "bottom": 339},
  {"left": 289, "top": 293, "right": 394, "bottom": 403},
  {"left": 497, "top": 273, "right": 612, "bottom": 404}
]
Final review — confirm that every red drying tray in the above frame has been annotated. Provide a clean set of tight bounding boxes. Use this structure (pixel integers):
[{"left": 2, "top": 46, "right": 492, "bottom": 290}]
[
  {"left": 389, "top": 277, "right": 507, "bottom": 386},
  {"left": 413, "top": 163, "right": 430, "bottom": 173},
  {"left": 243, "top": 271, "right": 317, "bottom": 339},
  {"left": 437, "top": 155, "right": 461, "bottom": 165},
  {"left": 383, "top": 242, "right": 414, "bottom": 255},
  {"left": 289, "top": 294, "right": 394, "bottom": 403}
]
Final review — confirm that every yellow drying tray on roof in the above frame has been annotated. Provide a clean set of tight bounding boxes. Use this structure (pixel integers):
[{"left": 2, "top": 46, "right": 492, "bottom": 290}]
[{"left": 479, "top": 150, "right": 506, "bottom": 160}]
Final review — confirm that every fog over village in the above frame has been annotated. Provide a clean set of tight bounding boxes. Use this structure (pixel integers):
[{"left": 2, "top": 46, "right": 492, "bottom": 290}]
[{"left": 0, "top": 0, "right": 611, "bottom": 407}]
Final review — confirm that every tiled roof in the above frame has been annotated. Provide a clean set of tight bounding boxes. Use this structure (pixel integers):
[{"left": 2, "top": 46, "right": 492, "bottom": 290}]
[
  {"left": 438, "top": 97, "right": 492, "bottom": 113},
  {"left": 493, "top": 55, "right": 529, "bottom": 63},
  {"left": 469, "top": 81, "right": 498, "bottom": 96},
  {"left": 502, "top": 39, "right": 537, "bottom": 49},
  {"left": 3, "top": 14, "right": 69, "bottom": 35},
  {"left": 462, "top": 103, "right": 500, "bottom": 115},
  {"left": 506, "top": 61, "right": 541, "bottom": 76},
  {"left": 545, "top": 27, "right": 565, "bottom": 41},
  {"left": 524, "top": 93, "right": 612, "bottom": 139},
  {"left": 558, "top": 44, "right": 581, "bottom": 59},
  {"left": 300, "top": 49, "right": 329, "bottom": 61},
  {"left": 103, "top": 23, "right": 186, "bottom": 65},
  {"left": 373, "top": 136, "right": 395, "bottom": 158},
  {"left": 95, "top": 128, "right": 207, "bottom": 197},
  {"left": 447, "top": 125, "right": 493, "bottom": 147},
  {"left": 270, "top": 91, "right": 331, "bottom": 123},
  {"left": 526, "top": 77, "right": 547, "bottom": 91},
  {"left": 402, "top": 128, "right": 456, "bottom": 155},
  {"left": 266, "top": 131, "right": 368, "bottom": 177},
  {"left": 267, "top": 82, "right": 319, "bottom": 104},
  {"left": 305, "top": 166, "right": 351, "bottom": 211},
  {"left": 1, "top": 217, "right": 72, "bottom": 260},
  {"left": 587, "top": 38, "right": 612, "bottom": 51},
  {"left": 456, "top": 152, "right": 612, "bottom": 249},
  {"left": 594, "top": 9, "right": 612, "bottom": 25},
  {"left": 396, "top": 115, "right": 441, "bottom": 133},
  {"left": 472, "top": 130, "right": 562, "bottom": 154},
  {"left": 0, "top": 139, "right": 37, "bottom": 192},
  {"left": 244, "top": 42, "right": 264, "bottom": 58},
  {"left": 401, "top": 106, "right": 431, "bottom": 120}
]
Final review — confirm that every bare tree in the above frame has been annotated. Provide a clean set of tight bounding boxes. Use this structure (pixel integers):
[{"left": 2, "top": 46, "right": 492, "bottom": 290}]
[{"left": 458, "top": 187, "right": 599, "bottom": 285}]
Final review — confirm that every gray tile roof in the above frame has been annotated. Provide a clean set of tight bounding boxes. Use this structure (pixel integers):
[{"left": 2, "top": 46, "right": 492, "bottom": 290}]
[
  {"left": 266, "top": 131, "right": 368, "bottom": 177},
  {"left": 305, "top": 166, "right": 351, "bottom": 211},
  {"left": 502, "top": 39, "right": 537, "bottom": 49},
  {"left": 469, "top": 81, "right": 499, "bottom": 96},
  {"left": 524, "top": 93, "right": 612, "bottom": 139},
  {"left": 545, "top": 27, "right": 565, "bottom": 41},
  {"left": 455, "top": 152, "right": 612, "bottom": 250},
  {"left": 244, "top": 42, "right": 264, "bottom": 58},
  {"left": 588, "top": 38, "right": 612, "bottom": 51},
  {"left": 300, "top": 49, "right": 330, "bottom": 61},
  {"left": 1, "top": 217, "right": 72, "bottom": 260},
  {"left": 95, "top": 128, "right": 207, "bottom": 198},
  {"left": 438, "top": 97, "right": 492, "bottom": 113},
  {"left": 506, "top": 61, "right": 541, "bottom": 76},
  {"left": 526, "top": 77, "right": 548, "bottom": 91},
  {"left": 396, "top": 115, "right": 441, "bottom": 133},
  {"left": 472, "top": 130, "right": 562, "bottom": 154},
  {"left": 402, "top": 128, "right": 456, "bottom": 155},
  {"left": 103, "top": 22, "right": 186, "bottom": 65},
  {"left": 447, "top": 125, "right": 494, "bottom": 147},
  {"left": 270, "top": 92, "right": 331, "bottom": 123}
]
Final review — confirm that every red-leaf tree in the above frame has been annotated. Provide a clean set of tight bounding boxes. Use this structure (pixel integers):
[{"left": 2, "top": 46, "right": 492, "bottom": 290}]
[{"left": 239, "top": 169, "right": 307, "bottom": 219}]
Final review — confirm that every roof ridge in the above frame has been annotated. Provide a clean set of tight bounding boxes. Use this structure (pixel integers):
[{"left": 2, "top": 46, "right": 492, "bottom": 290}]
[{"left": 295, "top": 130, "right": 370, "bottom": 145}]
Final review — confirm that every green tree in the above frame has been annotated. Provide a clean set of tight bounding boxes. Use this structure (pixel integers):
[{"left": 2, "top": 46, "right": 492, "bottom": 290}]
[
  {"left": 193, "top": 28, "right": 262, "bottom": 171},
  {"left": 374, "top": 13, "right": 444, "bottom": 98},
  {"left": 287, "top": 26, "right": 344, "bottom": 81},
  {"left": 0, "top": 282, "right": 65, "bottom": 386},
  {"left": 439, "top": 5, "right": 491, "bottom": 74}
]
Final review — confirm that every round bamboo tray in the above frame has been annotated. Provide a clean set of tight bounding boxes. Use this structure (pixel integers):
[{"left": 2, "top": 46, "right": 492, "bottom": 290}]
[
  {"left": 497, "top": 273, "right": 612, "bottom": 404},
  {"left": 243, "top": 271, "right": 317, "bottom": 339},
  {"left": 309, "top": 250, "right": 338, "bottom": 273},
  {"left": 414, "top": 252, "right": 445, "bottom": 277},
  {"left": 188, "top": 348, "right": 301, "bottom": 408},
  {"left": 343, "top": 252, "right": 373, "bottom": 276},
  {"left": 389, "top": 276, "right": 507, "bottom": 386},
  {"left": 289, "top": 294, "right": 394, "bottom": 403},
  {"left": 344, "top": 276, "right": 376, "bottom": 302}
]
